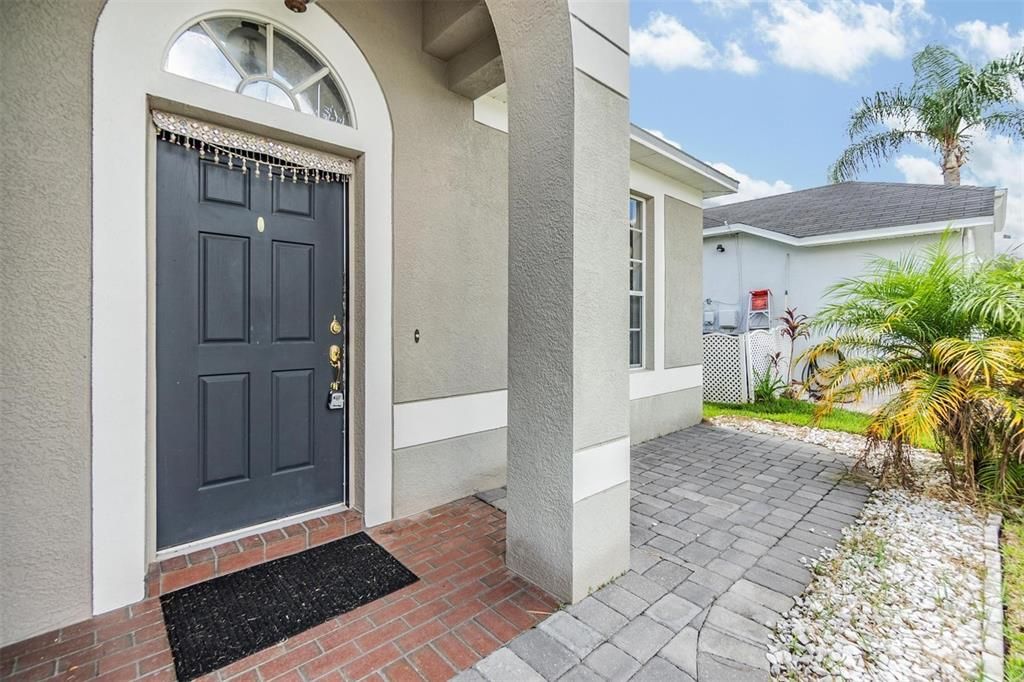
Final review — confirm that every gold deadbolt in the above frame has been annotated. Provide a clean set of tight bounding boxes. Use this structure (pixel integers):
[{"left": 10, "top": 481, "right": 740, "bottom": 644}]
[
  {"left": 329, "top": 315, "right": 342, "bottom": 335},
  {"left": 257, "top": 216, "right": 265, "bottom": 233}
]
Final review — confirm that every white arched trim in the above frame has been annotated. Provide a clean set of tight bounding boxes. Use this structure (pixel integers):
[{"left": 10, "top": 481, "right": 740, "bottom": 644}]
[{"left": 92, "top": 0, "right": 393, "bottom": 614}]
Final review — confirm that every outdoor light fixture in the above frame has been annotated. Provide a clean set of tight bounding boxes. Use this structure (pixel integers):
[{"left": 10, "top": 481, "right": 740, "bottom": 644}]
[
  {"left": 285, "top": 0, "right": 315, "bottom": 12},
  {"left": 716, "top": 244, "right": 726, "bottom": 253}
]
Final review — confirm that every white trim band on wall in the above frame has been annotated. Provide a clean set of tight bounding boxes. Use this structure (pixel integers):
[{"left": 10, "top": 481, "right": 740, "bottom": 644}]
[
  {"left": 573, "top": 436, "right": 630, "bottom": 503},
  {"left": 629, "top": 364, "right": 702, "bottom": 401},
  {"left": 393, "top": 390, "right": 508, "bottom": 450}
]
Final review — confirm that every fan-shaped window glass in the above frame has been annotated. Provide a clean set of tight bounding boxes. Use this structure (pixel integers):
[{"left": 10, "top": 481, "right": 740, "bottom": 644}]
[{"left": 166, "top": 17, "right": 351, "bottom": 126}]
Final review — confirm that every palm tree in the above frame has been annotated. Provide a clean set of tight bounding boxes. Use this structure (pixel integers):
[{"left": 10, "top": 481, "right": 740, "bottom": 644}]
[
  {"left": 802, "top": 236, "right": 1024, "bottom": 495},
  {"left": 830, "top": 45, "right": 1024, "bottom": 186}
]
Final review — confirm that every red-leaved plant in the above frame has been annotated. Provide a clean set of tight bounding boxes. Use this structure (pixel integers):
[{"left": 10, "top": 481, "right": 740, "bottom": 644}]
[{"left": 779, "top": 307, "right": 810, "bottom": 398}]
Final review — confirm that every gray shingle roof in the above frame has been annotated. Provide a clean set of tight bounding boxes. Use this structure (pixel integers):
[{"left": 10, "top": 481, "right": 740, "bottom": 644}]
[{"left": 703, "top": 182, "right": 995, "bottom": 238}]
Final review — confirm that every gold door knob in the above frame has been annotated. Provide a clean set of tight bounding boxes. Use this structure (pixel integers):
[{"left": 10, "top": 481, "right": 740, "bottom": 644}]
[{"left": 328, "top": 344, "right": 342, "bottom": 365}]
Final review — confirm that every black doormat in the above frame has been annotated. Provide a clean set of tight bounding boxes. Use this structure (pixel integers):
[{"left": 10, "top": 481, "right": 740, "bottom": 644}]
[{"left": 160, "top": 532, "right": 418, "bottom": 680}]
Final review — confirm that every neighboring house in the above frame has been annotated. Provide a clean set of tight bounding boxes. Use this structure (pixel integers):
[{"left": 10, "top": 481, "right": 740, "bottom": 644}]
[
  {"left": 0, "top": 0, "right": 736, "bottom": 648},
  {"left": 702, "top": 182, "right": 1007, "bottom": 336}
]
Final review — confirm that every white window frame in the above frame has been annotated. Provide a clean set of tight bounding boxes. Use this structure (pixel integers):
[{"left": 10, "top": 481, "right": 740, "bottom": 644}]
[
  {"left": 164, "top": 14, "right": 356, "bottom": 127},
  {"left": 629, "top": 194, "right": 646, "bottom": 369}
]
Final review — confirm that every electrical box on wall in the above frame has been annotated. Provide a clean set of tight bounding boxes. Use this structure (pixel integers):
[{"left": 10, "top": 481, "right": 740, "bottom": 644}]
[{"left": 719, "top": 309, "right": 740, "bottom": 330}]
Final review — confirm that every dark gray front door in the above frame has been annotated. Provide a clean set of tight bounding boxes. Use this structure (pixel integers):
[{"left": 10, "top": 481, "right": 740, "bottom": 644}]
[{"left": 156, "top": 138, "right": 347, "bottom": 549}]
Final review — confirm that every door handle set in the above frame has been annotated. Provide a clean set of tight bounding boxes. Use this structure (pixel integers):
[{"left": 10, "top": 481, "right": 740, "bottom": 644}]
[
  {"left": 328, "top": 344, "right": 342, "bottom": 391},
  {"left": 326, "top": 315, "right": 345, "bottom": 410}
]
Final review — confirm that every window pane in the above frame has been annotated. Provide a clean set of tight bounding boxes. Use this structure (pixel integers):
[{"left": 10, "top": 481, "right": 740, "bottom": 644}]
[
  {"left": 630, "top": 261, "right": 642, "bottom": 292},
  {"left": 167, "top": 25, "right": 242, "bottom": 91},
  {"left": 297, "top": 77, "right": 350, "bottom": 125},
  {"left": 630, "top": 295, "right": 642, "bottom": 329},
  {"left": 165, "top": 19, "right": 352, "bottom": 128},
  {"left": 629, "top": 198, "right": 640, "bottom": 227},
  {"left": 241, "top": 80, "right": 294, "bottom": 110},
  {"left": 629, "top": 331, "right": 642, "bottom": 367},
  {"left": 204, "top": 18, "right": 268, "bottom": 77},
  {"left": 272, "top": 30, "right": 322, "bottom": 91},
  {"left": 630, "top": 229, "right": 643, "bottom": 261}
]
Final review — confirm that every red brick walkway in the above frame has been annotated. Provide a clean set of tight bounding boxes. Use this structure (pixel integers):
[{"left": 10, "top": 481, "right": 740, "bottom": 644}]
[{"left": 0, "top": 498, "right": 557, "bottom": 681}]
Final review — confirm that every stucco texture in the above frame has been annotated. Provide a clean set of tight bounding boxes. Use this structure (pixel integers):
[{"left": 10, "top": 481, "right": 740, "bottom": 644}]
[
  {"left": 1, "top": 0, "right": 513, "bottom": 644},
  {"left": 571, "top": 71, "right": 631, "bottom": 451},
  {"left": 664, "top": 196, "right": 703, "bottom": 369},
  {"left": 499, "top": 0, "right": 578, "bottom": 601},
  {"left": 630, "top": 386, "right": 702, "bottom": 444},
  {"left": 393, "top": 428, "right": 506, "bottom": 518},
  {"left": 494, "top": 0, "right": 632, "bottom": 601},
  {"left": 0, "top": 0, "right": 104, "bottom": 646},
  {"left": 320, "top": 0, "right": 510, "bottom": 405}
]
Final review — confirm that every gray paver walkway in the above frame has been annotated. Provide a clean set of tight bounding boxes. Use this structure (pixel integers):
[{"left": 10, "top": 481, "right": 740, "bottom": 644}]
[{"left": 463, "top": 423, "right": 871, "bottom": 681}]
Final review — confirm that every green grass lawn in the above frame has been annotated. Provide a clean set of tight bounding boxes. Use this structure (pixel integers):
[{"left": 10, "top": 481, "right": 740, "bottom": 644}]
[
  {"left": 1004, "top": 519, "right": 1024, "bottom": 681},
  {"left": 704, "top": 398, "right": 939, "bottom": 454},
  {"left": 704, "top": 398, "right": 873, "bottom": 435}
]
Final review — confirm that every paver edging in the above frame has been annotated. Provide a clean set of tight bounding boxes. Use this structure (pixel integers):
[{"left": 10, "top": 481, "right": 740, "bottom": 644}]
[{"left": 982, "top": 512, "right": 1004, "bottom": 682}]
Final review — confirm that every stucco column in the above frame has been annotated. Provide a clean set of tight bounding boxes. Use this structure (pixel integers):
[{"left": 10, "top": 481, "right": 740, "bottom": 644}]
[{"left": 488, "top": 0, "right": 631, "bottom": 602}]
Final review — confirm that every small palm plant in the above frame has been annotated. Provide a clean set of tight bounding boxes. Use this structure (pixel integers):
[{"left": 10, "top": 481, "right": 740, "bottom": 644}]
[
  {"left": 802, "top": 235, "right": 1024, "bottom": 496},
  {"left": 830, "top": 45, "right": 1024, "bottom": 186}
]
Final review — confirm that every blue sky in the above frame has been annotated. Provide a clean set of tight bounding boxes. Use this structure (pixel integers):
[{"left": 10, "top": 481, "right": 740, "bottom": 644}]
[{"left": 628, "top": 0, "right": 1024, "bottom": 244}]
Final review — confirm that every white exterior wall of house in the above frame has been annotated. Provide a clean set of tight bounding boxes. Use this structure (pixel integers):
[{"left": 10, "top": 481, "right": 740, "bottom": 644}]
[{"left": 702, "top": 225, "right": 993, "bottom": 357}]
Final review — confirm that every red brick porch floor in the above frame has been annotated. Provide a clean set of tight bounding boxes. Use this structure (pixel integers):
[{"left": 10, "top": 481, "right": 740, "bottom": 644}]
[{"left": 0, "top": 497, "right": 558, "bottom": 682}]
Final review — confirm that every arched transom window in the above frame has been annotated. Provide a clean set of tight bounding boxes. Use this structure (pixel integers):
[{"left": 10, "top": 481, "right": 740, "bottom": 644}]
[{"left": 166, "top": 17, "right": 352, "bottom": 126}]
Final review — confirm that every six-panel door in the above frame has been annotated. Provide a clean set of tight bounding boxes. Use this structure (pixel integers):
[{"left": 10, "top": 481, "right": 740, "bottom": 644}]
[{"left": 156, "top": 139, "right": 347, "bottom": 549}]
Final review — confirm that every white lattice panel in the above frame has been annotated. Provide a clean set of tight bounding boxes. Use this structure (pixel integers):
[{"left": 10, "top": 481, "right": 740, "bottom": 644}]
[
  {"left": 746, "top": 329, "right": 776, "bottom": 380},
  {"left": 702, "top": 333, "right": 747, "bottom": 403}
]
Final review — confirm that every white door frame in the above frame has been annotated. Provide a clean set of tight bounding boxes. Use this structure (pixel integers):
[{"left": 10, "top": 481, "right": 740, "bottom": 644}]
[{"left": 92, "top": 0, "right": 393, "bottom": 615}]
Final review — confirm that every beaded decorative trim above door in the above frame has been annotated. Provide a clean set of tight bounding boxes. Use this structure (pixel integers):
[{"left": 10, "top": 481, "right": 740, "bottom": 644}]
[{"left": 151, "top": 110, "right": 354, "bottom": 184}]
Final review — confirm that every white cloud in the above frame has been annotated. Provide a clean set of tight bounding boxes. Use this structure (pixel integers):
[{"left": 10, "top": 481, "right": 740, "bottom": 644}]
[
  {"left": 705, "top": 162, "right": 794, "bottom": 207},
  {"left": 894, "top": 155, "right": 942, "bottom": 184},
  {"left": 724, "top": 41, "right": 760, "bottom": 75},
  {"left": 643, "top": 128, "right": 682, "bottom": 149},
  {"left": 630, "top": 12, "right": 759, "bottom": 75},
  {"left": 954, "top": 20, "right": 1024, "bottom": 61},
  {"left": 755, "top": 0, "right": 928, "bottom": 81},
  {"left": 692, "top": 0, "right": 752, "bottom": 16}
]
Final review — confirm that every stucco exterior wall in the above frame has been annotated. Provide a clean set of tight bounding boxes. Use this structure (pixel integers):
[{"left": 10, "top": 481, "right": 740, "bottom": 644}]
[
  {"left": 393, "top": 428, "right": 506, "bottom": 518},
  {"left": 703, "top": 231, "right": 972, "bottom": 326},
  {"left": 0, "top": 0, "right": 508, "bottom": 645},
  {"left": 0, "top": 0, "right": 104, "bottom": 647},
  {"left": 319, "top": 1, "right": 509, "bottom": 404},
  {"left": 317, "top": 0, "right": 510, "bottom": 522},
  {"left": 571, "top": 71, "right": 632, "bottom": 451},
  {"left": 702, "top": 230, "right": 974, "bottom": 358},
  {"left": 630, "top": 387, "right": 703, "bottom": 443},
  {"left": 1, "top": 0, "right": 706, "bottom": 644},
  {"left": 664, "top": 196, "right": 703, "bottom": 369},
  {"left": 626, "top": 164, "right": 705, "bottom": 445}
]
